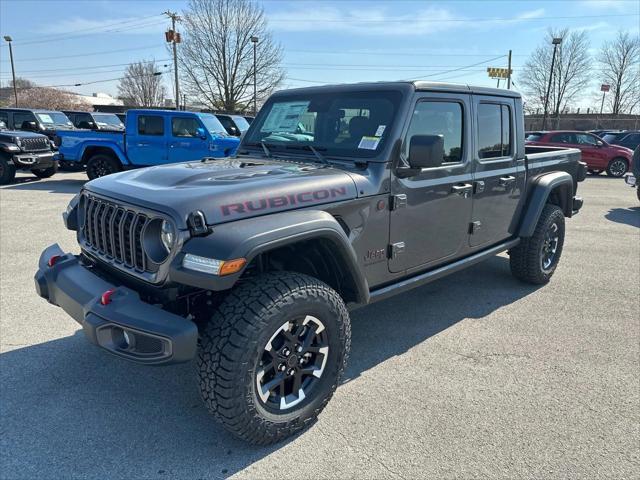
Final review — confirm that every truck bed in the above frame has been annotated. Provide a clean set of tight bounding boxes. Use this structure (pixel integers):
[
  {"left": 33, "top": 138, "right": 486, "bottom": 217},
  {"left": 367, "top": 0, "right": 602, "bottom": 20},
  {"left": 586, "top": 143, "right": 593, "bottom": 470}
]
[
  {"left": 525, "top": 145, "right": 584, "bottom": 190},
  {"left": 56, "top": 129, "right": 124, "bottom": 163}
]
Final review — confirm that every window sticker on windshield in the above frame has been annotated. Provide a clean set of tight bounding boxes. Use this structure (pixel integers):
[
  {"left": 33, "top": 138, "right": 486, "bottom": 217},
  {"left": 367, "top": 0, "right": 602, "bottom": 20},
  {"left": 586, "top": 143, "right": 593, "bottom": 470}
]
[
  {"left": 261, "top": 101, "right": 310, "bottom": 133},
  {"left": 374, "top": 125, "right": 386, "bottom": 137},
  {"left": 358, "top": 136, "right": 381, "bottom": 150},
  {"left": 37, "top": 114, "right": 53, "bottom": 124}
]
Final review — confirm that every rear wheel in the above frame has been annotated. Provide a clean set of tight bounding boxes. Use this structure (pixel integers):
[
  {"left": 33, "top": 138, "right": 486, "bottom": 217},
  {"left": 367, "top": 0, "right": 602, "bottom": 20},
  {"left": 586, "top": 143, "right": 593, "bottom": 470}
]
[
  {"left": 32, "top": 162, "right": 58, "bottom": 179},
  {"left": 197, "top": 271, "right": 350, "bottom": 445},
  {"left": 606, "top": 158, "right": 628, "bottom": 177},
  {"left": 86, "top": 154, "right": 121, "bottom": 180},
  {"left": 509, "top": 204, "right": 565, "bottom": 285},
  {"left": 0, "top": 155, "right": 16, "bottom": 185}
]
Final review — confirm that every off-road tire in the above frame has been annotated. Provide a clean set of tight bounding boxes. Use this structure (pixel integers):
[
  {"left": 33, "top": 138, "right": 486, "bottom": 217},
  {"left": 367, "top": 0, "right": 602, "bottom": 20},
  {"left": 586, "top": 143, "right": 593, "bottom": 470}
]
[
  {"left": 32, "top": 162, "right": 58, "bottom": 178},
  {"left": 509, "top": 204, "right": 565, "bottom": 285},
  {"left": 197, "top": 271, "right": 351, "bottom": 445},
  {"left": 606, "top": 157, "right": 628, "bottom": 177},
  {"left": 86, "top": 154, "right": 121, "bottom": 180},
  {"left": 0, "top": 155, "right": 16, "bottom": 185}
]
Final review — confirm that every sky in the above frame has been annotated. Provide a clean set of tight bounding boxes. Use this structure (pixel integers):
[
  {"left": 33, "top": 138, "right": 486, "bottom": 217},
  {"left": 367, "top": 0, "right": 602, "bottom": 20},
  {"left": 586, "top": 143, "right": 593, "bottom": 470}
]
[{"left": 0, "top": 0, "right": 638, "bottom": 108}]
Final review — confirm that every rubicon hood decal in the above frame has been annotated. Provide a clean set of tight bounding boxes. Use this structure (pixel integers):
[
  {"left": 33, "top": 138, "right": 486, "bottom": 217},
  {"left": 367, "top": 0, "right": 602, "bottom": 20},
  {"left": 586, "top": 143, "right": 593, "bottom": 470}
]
[{"left": 85, "top": 158, "right": 358, "bottom": 228}]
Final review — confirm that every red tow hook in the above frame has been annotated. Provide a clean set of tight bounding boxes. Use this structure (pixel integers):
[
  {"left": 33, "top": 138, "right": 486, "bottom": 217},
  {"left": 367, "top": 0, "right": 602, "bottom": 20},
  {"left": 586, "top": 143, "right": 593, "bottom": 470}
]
[
  {"left": 100, "top": 288, "right": 116, "bottom": 306},
  {"left": 47, "top": 255, "right": 62, "bottom": 267}
]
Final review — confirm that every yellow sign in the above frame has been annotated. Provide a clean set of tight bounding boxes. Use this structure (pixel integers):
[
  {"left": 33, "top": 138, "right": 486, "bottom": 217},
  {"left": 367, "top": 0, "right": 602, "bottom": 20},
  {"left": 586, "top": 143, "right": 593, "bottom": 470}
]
[{"left": 487, "top": 67, "right": 512, "bottom": 79}]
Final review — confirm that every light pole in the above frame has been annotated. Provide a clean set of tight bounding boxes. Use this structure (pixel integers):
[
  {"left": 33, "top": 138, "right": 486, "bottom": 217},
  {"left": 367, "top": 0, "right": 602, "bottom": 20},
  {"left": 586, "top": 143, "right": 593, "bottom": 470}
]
[
  {"left": 164, "top": 11, "right": 181, "bottom": 110},
  {"left": 541, "top": 37, "right": 562, "bottom": 130},
  {"left": 3, "top": 36, "right": 18, "bottom": 107},
  {"left": 251, "top": 36, "right": 258, "bottom": 115}
]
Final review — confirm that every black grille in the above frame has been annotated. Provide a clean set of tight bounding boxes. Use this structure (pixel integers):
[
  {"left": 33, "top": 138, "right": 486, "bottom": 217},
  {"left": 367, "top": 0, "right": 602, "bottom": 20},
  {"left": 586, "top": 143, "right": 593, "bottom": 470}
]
[
  {"left": 81, "top": 194, "right": 153, "bottom": 272},
  {"left": 20, "top": 137, "right": 50, "bottom": 152}
]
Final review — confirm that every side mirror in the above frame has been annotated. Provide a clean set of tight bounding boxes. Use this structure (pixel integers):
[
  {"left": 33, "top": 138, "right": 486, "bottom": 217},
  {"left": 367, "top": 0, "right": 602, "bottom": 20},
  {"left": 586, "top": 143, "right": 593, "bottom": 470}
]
[
  {"left": 196, "top": 127, "right": 207, "bottom": 139},
  {"left": 408, "top": 134, "right": 445, "bottom": 169},
  {"left": 596, "top": 140, "right": 604, "bottom": 147}
]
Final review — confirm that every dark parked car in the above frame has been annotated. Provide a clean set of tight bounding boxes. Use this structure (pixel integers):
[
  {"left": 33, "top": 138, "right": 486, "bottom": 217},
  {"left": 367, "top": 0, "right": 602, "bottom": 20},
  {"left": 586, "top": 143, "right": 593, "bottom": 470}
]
[
  {"left": 116, "top": 113, "right": 126, "bottom": 123},
  {"left": 588, "top": 129, "right": 622, "bottom": 138},
  {"left": 0, "top": 120, "right": 58, "bottom": 184},
  {"left": 215, "top": 113, "right": 250, "bottom": 136},
  {"left": 526, "top": 130, "right": 634, "bottom": 177},
  {"left": 36, "top": 81, "right": 586, "bottom": 445},
  {"left": 0, "top": 108, "right": 74, "bottom": 140},
  {"left": 62, "top": 111, "right": 125, "bottom": 132},
  {"left": 601, "top": 131, "right": 640, "bottom": 151}
]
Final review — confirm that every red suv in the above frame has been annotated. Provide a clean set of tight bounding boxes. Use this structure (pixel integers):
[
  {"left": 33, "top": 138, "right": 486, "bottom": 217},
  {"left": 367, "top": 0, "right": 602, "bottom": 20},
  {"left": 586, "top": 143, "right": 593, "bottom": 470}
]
[{"left": 526, "top": 130, "right": 634, "bottom": 177}]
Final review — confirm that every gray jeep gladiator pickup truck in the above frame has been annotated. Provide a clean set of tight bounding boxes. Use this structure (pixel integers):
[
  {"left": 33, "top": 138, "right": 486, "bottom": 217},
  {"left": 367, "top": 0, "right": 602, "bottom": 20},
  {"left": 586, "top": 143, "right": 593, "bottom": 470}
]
[{"left": 35, "top": 82, "right": 586, "bottom": 444}]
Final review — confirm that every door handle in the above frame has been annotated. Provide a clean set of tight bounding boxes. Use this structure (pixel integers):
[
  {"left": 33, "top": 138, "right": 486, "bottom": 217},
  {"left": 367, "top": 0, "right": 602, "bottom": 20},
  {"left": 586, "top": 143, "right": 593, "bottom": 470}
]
[
  {"left": 451, "top": 183, "right": 473, "bottom": 197},
  {"left": 499, "top": 176, "right": 516, "bottom": 187},
  {"left": 136, "top": 142, "right": 149, "bottom": 147}
]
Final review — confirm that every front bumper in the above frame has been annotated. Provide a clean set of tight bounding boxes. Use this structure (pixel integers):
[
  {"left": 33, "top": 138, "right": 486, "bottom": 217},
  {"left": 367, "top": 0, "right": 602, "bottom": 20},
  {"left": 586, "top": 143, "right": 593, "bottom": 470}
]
[
  {"left": 13, "top": 151, "right": 56, "bottom": 169},
  {"left": 34, "top": 244, "right": 198, "bottom": 365}
]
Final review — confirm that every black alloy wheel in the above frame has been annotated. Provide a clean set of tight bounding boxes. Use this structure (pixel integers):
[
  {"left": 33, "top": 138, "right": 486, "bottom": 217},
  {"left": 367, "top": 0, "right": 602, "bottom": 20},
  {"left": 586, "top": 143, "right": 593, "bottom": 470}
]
[
  {"left": 256, "top": 315, "right": 329, "bottom": 411},
  {"left": 540, "top": 221, "right": 560, "bottom": 273}
]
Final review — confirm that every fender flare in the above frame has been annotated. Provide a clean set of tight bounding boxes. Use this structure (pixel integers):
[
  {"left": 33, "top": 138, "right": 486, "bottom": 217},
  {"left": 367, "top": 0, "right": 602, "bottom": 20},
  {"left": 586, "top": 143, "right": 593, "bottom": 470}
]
[
  {"left": 80, "top": 142, "right": 129, "bottom": 166},
  {"left": 170, "top": 210, "right": 370, "bottom": 304},
  {"left": 518, "top": 171, "right": 574, "bottom": 237}
]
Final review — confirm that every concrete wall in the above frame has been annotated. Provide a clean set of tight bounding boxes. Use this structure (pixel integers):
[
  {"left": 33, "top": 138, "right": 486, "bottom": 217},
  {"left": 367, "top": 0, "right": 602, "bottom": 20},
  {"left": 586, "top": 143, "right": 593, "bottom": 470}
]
[{"left": 525, "top": 114, "right": 640, "bottom": 131}]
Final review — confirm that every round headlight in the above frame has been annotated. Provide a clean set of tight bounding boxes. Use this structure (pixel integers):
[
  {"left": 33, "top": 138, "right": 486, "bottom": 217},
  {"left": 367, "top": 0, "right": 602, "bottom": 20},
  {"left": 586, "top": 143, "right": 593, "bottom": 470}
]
[{"left": 160, "top": 220, "right": 176, "bottom": 253}]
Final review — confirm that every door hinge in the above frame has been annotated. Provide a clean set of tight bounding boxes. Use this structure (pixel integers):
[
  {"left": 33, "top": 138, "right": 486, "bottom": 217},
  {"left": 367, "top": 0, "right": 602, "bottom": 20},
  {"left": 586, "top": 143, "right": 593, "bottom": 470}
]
[
  {"left": 469, "top": 221, "right": 482, "bottom": 234},
  {"left": 390, "top": 194, "right": 407, "bottom": 210},
  {"left": 389, "top": 242, "right": 405, "bottom": 258}
]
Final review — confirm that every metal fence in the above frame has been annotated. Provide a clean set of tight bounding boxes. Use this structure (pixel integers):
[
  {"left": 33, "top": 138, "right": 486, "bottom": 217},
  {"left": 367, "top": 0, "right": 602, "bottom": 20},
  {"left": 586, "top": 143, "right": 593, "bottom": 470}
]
[{"left": 525, "top": 114, "right": 640, "bottom": 131}]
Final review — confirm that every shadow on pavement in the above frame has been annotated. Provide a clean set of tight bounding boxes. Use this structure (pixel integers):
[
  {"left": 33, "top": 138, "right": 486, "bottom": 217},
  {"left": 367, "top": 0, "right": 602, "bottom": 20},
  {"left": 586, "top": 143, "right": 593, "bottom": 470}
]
[
  {"left": 605, "top": 207, "right": 640, "bottom": 228},
  {"left": 1, "top": 175, "right": 85, "bottom": 194},
  {"left": 0, "top": 256, "right": 539, "bottom": 478}
]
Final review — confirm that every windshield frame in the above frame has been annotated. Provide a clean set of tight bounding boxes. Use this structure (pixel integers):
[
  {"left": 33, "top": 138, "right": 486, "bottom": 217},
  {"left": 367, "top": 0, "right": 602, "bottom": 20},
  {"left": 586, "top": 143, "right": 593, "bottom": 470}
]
[{"left": 243, "top": 88, "right": 405, "bottom": 161}]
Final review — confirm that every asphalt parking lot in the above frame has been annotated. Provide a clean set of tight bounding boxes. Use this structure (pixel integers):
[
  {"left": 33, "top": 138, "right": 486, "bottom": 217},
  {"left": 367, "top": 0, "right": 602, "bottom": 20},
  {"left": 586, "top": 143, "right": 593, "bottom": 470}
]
[{"left": 1, "top": 171, "right": 638, "bottom": 479}]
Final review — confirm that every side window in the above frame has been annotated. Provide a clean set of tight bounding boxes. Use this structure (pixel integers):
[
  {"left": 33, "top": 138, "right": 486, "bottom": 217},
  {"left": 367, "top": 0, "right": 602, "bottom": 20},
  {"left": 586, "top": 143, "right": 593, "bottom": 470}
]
[
  {"left": 172, "top": 117, "right": 201, "bottom": 137},
  {"left": 625, "top": 134, "right": 640, "bottom": 143},
  {"left": 217, "top": 116, "right": 236, "bottom": 134},
  {"left": 477, "top": 103, "right": 512, "bottom": 159},
  {"left": 404, "top": 101, "right": 463, "bottom": 164},
  {"left": 575, "top": 133, "right": 597, "bottom": 145},
  {"left": 137, "top": 115, "right": 164, "bottom": 136},
  {"left": 76, "top": 113, "right": 93, "bottom": 129},
  {"left": 0, "top": 111, "right": 8, "bottom": 126},
  {"left": 550, "top": 133, "right": 574, "bottom": 144},
  {"left": 13, "top": 112, "right": 37, "bottom": 129}
]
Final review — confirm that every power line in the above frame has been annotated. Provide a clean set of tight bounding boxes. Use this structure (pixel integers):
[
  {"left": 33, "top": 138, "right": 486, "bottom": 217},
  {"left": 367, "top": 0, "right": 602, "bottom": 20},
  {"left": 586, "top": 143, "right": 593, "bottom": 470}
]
[
  {"left": 403, "top": 55, "right": 507, "bottom": 80},
  {"left": 267, "top": 13, "right": 638, "bottom": 23},
  {"left": 0, "top": 44, "right": 166, "bottom": 63},
  {"left": 286, "top": 49, "right": 528, "bottom": 57},
  {"left": 0, "top": 59, "right": 172, "bottom": 75},
  {"left": 40, "top": 69, "right": 171, "bottom": 89}
]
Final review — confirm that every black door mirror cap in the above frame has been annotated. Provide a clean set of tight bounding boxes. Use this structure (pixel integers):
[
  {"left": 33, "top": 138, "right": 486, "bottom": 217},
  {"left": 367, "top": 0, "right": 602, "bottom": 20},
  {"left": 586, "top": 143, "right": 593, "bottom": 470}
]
[{"left": 408, "top": 134, "right": 445, "bottom": 169}]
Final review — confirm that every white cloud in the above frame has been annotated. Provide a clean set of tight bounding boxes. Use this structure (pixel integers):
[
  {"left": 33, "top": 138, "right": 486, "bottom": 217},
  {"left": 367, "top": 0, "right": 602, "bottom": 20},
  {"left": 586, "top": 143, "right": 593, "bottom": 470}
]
[{"left": 268, "top": 6, "right": 546, "bottom": 36}]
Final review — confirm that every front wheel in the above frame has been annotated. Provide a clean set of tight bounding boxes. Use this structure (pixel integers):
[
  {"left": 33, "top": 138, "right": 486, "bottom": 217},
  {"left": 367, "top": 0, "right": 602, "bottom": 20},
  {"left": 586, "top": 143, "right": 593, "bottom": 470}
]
[
  {"left": 606, "top": 158, "right": 628, "bottom": 177},
  {"left": 86, "top": 154, "right": 121, "bottom": 180},
  {"left": 32, "top": 162, "right": 58, "bottom": 179},
  {"left": 509, "top": 204, "right": 565, "bottom": 285},
  {"left": 0, "top": 155, "right": 17, "bottom": 185},
  {"left": 197, "top": 272, "right": 351, "bottom": 445}
]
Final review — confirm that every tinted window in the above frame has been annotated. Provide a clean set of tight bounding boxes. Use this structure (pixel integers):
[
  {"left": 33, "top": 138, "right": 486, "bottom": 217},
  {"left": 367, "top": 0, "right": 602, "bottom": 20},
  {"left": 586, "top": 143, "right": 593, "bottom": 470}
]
[
  {"left": 623, "top": 134, "right": 640, "bottom": 144},
  {"left": 75, "top": 113, "right": 94, "bottom": 129},
  {"left": 0, "top": 111, "right": 8, "bottom": 126},
  {"left": 13, "top": 112, "right": 37, "bottom": 129},
  {"left": 575, "top": 133, "right": 598, "bottom": 146},
  {"left": 550, "top": 133, "right": 574, "bottom": 144},
  {"left": 137, "top": 115, "right": 164, "bottom": 136},
  {"left": 172, "top": 117, "right": 201, "bottom": 137},
  {"left": 478, "top": 103, "right": 511, "bottom": 159},
  {"left": 404, "top": 101, "right": 463, "bottom": 164},
  {"left": 216, "top": 115, "right": 237, "bottom": 135}
]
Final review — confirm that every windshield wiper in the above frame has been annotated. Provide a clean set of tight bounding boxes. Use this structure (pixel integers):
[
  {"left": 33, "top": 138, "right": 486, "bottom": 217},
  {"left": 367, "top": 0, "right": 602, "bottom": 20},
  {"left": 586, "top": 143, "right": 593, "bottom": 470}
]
[
  {"left": 285, "top": 144, "right": 329, "bottom": 165},
  {"left": 260, "top": 140, "right": 273, "bottom": 158}
]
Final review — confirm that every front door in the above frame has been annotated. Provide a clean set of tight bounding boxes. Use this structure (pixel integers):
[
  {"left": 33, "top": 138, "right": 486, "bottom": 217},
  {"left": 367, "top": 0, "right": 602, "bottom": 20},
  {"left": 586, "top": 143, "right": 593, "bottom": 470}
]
[
  {"left": 168, "top": 116, "right": 209, "bottom": 162},
  {"left": 389, "top": 94, "right": 474, "bottom": 273},
  {"left": 574, "top": 132, "right": 608, "bottom": 170},
  {"left": 469, "top": 98, "right": 524, "bottom": 247},
  {"left": 126, "top": 114, "right": 168, "bottom": 166}
]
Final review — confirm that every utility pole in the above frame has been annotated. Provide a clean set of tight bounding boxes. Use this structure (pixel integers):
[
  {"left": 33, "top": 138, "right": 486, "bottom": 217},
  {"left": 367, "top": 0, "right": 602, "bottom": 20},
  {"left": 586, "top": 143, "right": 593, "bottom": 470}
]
[
  {"left": 251, "top": 36, "right": 259, "bottom": 115},
  {"left": 3, "top": 36, "right": 18, "bottom": 107},
  {"left": 164, "top": 11, "right": 181, "bottom": 110},
  {"left": 507, "top": 50, "right": 512, "bottom": 89},
  {"left": 542, "top": 37, "right": 562, "bottom": 130}
]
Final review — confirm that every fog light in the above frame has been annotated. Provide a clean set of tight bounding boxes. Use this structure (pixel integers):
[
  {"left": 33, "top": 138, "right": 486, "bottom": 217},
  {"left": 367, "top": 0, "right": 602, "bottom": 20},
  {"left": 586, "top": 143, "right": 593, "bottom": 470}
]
[{"left": 122, "top": 330, "right": 131, "bottom": 347}]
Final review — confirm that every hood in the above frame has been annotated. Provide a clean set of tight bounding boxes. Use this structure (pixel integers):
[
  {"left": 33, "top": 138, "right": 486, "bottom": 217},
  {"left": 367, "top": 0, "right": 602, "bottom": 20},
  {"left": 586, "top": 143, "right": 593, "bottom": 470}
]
[
  {"left": 85, "top": 157, "right": 358, "bottom": 229},
  {"left": 610, "top": 144, "right": 634, "bottom": 156},
  {"left": 0, "top": 130, "right": 48, "bottom": 142}
]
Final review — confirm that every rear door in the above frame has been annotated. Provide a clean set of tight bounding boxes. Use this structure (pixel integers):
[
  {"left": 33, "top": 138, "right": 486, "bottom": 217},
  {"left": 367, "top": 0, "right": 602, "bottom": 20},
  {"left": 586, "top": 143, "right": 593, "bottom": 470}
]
[
  {"left": 125, "top": 113, "right": 168, "bottom": 166},
  {"left": 168, "top": 116, "right": 210, "bottom": 162},
  {"left": 469, "top": 97, "right": 524, "bottom": 248},
  {"left": 389, "top": 92, "right": 474, "bottom": 273}
]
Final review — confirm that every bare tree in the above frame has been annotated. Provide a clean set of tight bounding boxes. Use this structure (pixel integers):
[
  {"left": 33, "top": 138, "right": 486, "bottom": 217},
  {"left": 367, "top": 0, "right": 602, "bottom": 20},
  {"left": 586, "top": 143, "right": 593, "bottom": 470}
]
[
  {"left": 597, "top": 31, "right": 640, "bottom": 114},
  {"left": 117, "top": 60, "right": 167, "bottom": 107},
  {"left": 178, "top": 0, "right": 285, "bottom": 112},
  {"left": 14, "top": 85, "right": 90, "bottom": 110},
  {"left": 519, "top": 29, "right": 591, "bottom": 117}
]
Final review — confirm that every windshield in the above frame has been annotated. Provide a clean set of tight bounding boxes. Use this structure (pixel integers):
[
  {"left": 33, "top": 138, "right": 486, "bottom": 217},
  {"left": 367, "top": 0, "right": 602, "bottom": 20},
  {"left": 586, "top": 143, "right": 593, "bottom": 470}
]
[
  {"left": 35, "top": 112, "right": 73, "bottom": 127},
  {"left": 93, "top": 113, "right": 124, "bottom": 128},
  {"left": 244, "top": 90, "right": 403, "bottom": 158},
  {"left": 602, "top": 134, "right": 620, "bottom": 143},
  {"left": 197, "top": 113, "right": 228, "bottom": 135},
  {"left": 231, "top": 115, "right": 250, "bottom": 132}
]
